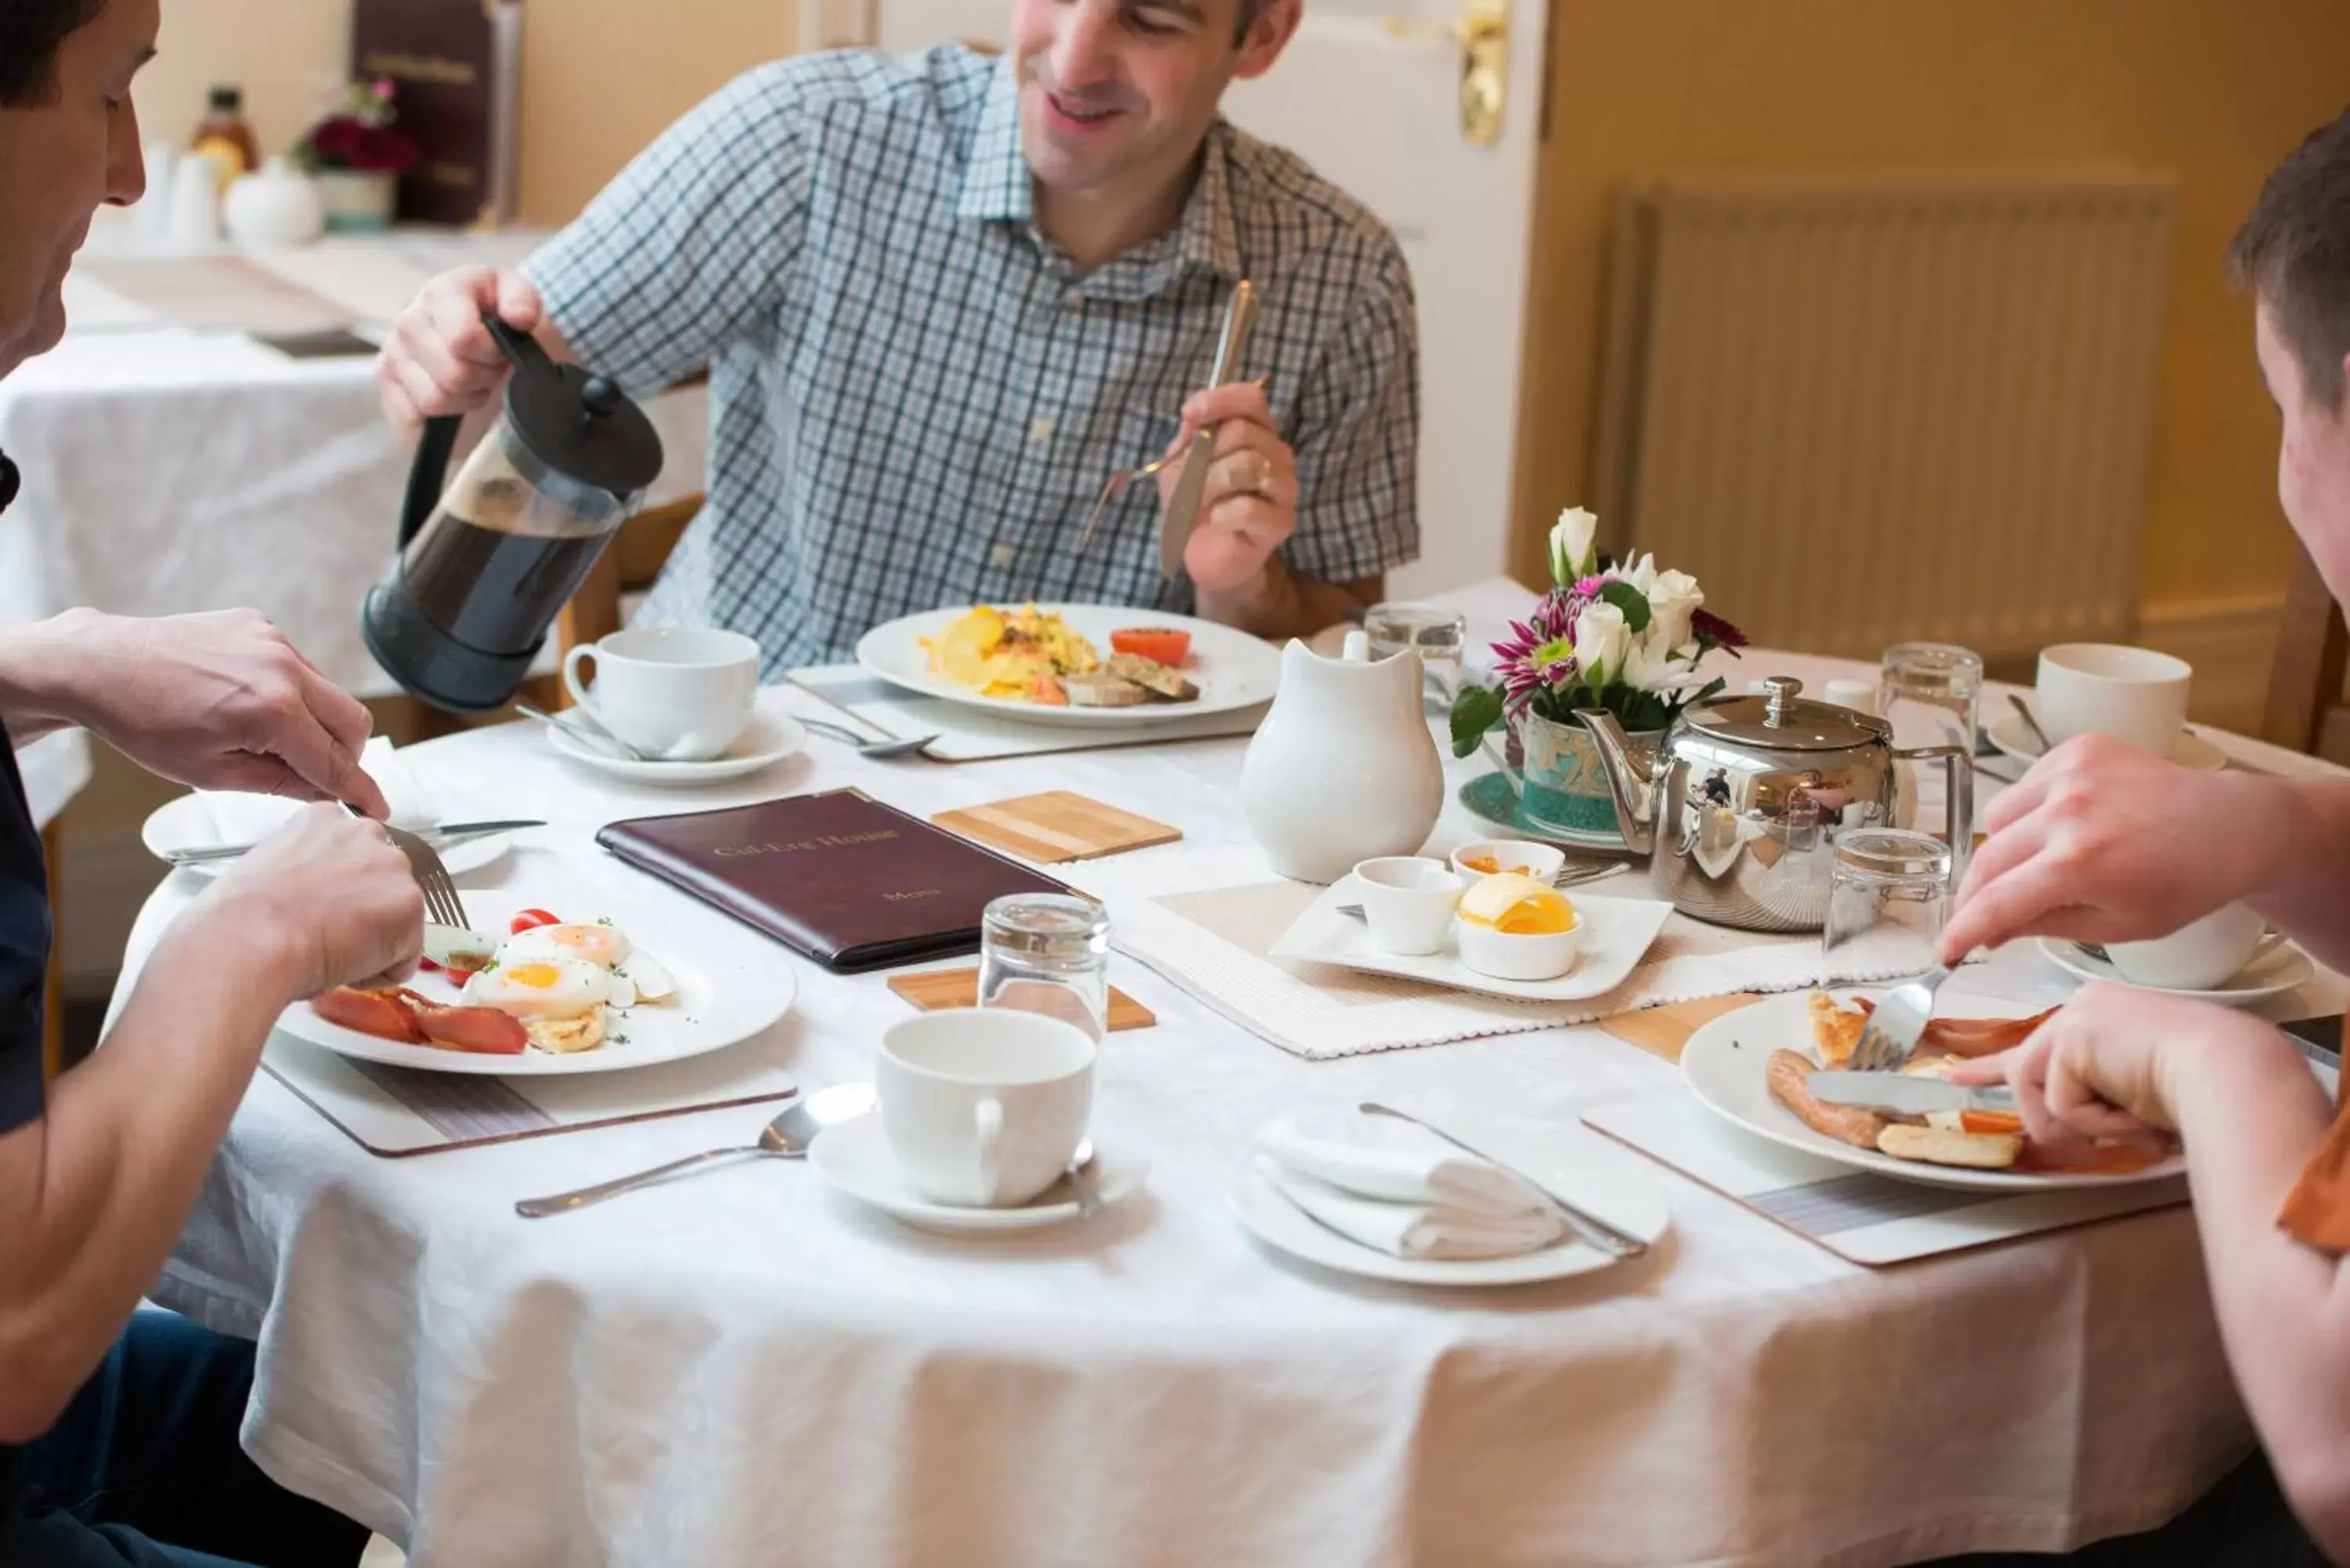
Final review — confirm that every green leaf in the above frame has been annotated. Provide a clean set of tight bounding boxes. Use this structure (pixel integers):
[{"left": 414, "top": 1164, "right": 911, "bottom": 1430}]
[
  {"left": 1450, "top": 684, "right": 1506, "bottom": 758},
  {"left": 1596, "top": 580, "right": 1653, "bottom": 634}
]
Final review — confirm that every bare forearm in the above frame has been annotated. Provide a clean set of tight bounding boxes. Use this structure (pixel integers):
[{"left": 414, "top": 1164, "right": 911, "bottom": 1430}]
[
  {"left": 1195, "top": 559, "right": 1375, "bottom": 642},
  {"left": 0, "top": 925, "right": 291, "bottom": 1439},
  {"left": 2247, "top": 777, "right": 2350, "bottom": 973},
  {"left": 0, "top": 609, "right": 99, "bottom": 742},
  {"left": 2167, "top": 1033, "right": 2350, "bottom": 1553}
]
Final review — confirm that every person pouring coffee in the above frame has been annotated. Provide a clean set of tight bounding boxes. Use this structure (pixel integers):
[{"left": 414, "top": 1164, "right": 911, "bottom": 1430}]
[{"left": 374, "top": 0, "right": 1422, "bottom": 676}]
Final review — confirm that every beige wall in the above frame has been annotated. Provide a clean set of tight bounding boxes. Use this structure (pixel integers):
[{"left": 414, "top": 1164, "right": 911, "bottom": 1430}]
[
  {"left": 133, "top": 0, "right": 797, "bottom": 225},
  {"left": 1512, "top": 0, "right": 2350, "bottom": 632}
]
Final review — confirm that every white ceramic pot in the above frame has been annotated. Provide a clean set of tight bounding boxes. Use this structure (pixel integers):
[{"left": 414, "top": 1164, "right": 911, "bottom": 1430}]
[
  {"left": 224, "top": 157, "right": 326, "bottom": 247},
  {"left": 315, "top": 168, "right": 398, "bottom": 233},
  {"left": 1240, "top": 630, "right": 1443, "bottom": 883}
]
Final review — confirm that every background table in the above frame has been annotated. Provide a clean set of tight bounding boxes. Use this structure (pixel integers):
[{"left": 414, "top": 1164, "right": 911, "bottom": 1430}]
[
  {"left": 0, "top": 233, "right": 711, "bottom": 829},
  {"left": 124, "top": 582, "right": 2341, "bottom": 1568}
]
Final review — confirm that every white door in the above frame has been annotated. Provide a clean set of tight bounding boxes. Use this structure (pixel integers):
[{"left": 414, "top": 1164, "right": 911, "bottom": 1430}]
[{"left": 802, "top": 0, "right": 1547, "bottom": 598}]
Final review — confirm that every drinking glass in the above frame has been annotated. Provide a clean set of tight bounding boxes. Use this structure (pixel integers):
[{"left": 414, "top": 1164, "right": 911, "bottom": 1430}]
[
  {"left": 1364, "top": 602, "right": 1469, "bottom": 700},
  {"left": 978, "top": 894, "right": 1112, "bottom": 1042},
  {"left": 1878, "top": 642, "right": 1983, "bottom": 862},
  {"left": 1820, "top": 829, "right": 1952, "bottom": 983}
]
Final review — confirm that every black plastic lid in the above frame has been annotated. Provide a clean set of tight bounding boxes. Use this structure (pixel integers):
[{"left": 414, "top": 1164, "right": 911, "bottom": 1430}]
[
  {"left": 488, "top": 317, "right": 663, "bottom": 500},
  {"left": 208, "top": 85, "right": 242, "bottom": 110}
]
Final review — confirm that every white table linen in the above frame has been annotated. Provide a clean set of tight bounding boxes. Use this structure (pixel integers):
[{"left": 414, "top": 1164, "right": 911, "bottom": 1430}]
[{"left": 115, "top": 585, "right": 2343, "bottom": 1567}]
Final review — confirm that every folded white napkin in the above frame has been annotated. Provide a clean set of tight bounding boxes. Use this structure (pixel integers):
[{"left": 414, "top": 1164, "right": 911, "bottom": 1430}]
[
  {"left": 1254, "top": 1108, "right": 1564, "bottom": 1260},
  {"left": 198, "top": 736, "right": 438, "bottom": 841}
]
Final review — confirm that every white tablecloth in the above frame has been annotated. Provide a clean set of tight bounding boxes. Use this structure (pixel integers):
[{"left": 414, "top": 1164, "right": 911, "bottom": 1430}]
[
  {"left": 120, "top": 583, "right": 2341, "bottom": 1567},
  {"left": 0, "top": 234, "right": 711, "bottom": 826}
]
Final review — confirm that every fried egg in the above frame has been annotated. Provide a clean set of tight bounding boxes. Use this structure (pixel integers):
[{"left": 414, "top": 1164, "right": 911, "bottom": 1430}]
[
  {"left": 462, "top": 957, "right": 611, "bottom": 1018},
  {"left": 500, "top": 923, "right": 675, "bottom": 1005}
]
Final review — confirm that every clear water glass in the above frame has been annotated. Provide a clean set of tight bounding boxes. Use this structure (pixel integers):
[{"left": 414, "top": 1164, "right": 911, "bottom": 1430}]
[
  {"left": 1878, "top": 642, "right": 1983, "bottom": 839},
  {"left": 1364, "top": 602, "right": 1470, "bottom": 699},
  {"left": 1820, "top": 829, "right": 1952, "bottom": 983},
  {"left": 978, "top": 894, "right": 1112, "bottom": 1041}
]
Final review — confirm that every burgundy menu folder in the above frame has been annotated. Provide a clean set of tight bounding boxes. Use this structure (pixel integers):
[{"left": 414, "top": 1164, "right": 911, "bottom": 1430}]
[{"left": 595, "top": 789, "right": 1075, "bottom": 974}]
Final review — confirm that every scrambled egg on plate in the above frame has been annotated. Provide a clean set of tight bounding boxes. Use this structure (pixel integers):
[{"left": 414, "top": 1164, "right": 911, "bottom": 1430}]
[{"left": 921, "top": 605, "right": 1101, "bottom": 703}]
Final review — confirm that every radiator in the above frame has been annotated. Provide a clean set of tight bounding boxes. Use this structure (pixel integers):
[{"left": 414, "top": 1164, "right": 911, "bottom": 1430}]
[{"left": 1589, "top": 173, "right": 2176, "bottom": 662}]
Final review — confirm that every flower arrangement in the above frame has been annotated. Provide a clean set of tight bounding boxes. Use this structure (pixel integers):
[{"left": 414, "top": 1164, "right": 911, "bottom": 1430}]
[
  {"left": 1449, "top": 507, "right": 1748, "bottom": 756},
  {"left": 294, "top": 79, "right": 421, "bottom": 175}
]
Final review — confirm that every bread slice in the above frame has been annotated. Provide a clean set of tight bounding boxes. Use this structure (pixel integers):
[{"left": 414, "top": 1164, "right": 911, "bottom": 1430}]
[
  {"left": 1104, "top": 652, "right": 1200, "bottom": 702},
  {"left": 524, "top": 1007, "right": 608, "bottom": 1054},
  {"left": 1808, "top": 990, "right": 1868, "bottom": 1068},
  {"left": 1877, "top": 1123, "right": 2022, "bottom": 1169},
  {"left": 1062, "top": 673, "right": 1149, "bottom": 707}
]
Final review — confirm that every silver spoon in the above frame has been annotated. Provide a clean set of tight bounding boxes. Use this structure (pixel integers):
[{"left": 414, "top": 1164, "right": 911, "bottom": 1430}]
[
  {"left": 797, "top": 716, "right": 938, "bottom": 761},
  {"left": 2008, "top": 694, "right": 2053, "bottom": 755},
  {"left": 514, "top": 1082, "right": 876, "bottom": 1218},
  {"left": 513, "top": 700, "right": 647, "bottom": 762},
  {"left": 1063, "top": 1139, "right": 1104, "bottom": 1218}
]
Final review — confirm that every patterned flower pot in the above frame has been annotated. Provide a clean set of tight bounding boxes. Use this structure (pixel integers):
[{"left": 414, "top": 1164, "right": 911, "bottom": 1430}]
[
  {"left": 315, "top": 168, "right": 396, "bottom": 233},
  {"left": 1511, "top": 710, "right": 1662, "bottom": 839}
]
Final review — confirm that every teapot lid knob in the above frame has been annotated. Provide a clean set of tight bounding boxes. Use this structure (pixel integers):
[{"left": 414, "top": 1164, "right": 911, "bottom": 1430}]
[
  {"left": 1343, "top": 629, "right": 1371, "bottom": 663},
  {"left": 1762, "top": 676, "right": 1803, "bottom": 728}
]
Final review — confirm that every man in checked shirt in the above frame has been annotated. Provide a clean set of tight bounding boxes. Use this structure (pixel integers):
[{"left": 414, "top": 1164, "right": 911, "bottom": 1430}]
[{"left": 378, "top": 0, "right": 1419, "bottom": 674}]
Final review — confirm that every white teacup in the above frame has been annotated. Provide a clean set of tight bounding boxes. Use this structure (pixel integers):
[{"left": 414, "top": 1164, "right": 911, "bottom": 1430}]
[
  {"left": 877, "top": 1010, "right": 1096, "bottom": 1208},
  {"left": 1352, "top": 856, "right": 1465, "bottom": 956},
  {"left": 562, "top": 627, "right": 759, "bottom": 761},
  {"left": 2106, "top": 903, "right": 2282, "bottom": 991},
  {"left": 2036, "top": 644, "right": 2192, "bottom": 757}
]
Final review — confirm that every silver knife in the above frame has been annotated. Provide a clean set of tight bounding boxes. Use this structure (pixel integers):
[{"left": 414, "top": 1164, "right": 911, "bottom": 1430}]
[
  {"left": 1806, "top": 1072, "right": 2019, "bottom": 1117},
  {"left": 1358, "top": 1100, "right": 1650, "bottom": 1259},
  {"left": 164, "top": 819, "right": 544, "bottom": 865},
  {"left": 1160, "top": 279, "right": 1259, "bottom": 579}
]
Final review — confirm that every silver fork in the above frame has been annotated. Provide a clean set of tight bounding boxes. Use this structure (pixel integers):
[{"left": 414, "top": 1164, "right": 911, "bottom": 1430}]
[
  {"left": 349, "top": 806, "right": 470, "bottom": 930},
  {"left": 1075, "top": 450, "right": 1180, "bottom": 555},
  {"left": 1847, "top": 963, "right": 1954, "bottom": 1072}
]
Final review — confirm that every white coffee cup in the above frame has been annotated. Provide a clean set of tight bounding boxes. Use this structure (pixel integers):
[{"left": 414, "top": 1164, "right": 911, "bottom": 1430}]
[
  {"left": 2035, "top": 644, "right": 2191, "bottom": 757},
  {"left": 877, "top": 1010, "right": 1097, "bottom": 1208},
  {"left": 2106, "top": 903, "right": 2283, "bottom": 991},
  {"left": 562, "top": 627, "right": 759, "bottom": 761},
  {"left": 1352, "top": 856, "right": 1465, "bottom": 956}
]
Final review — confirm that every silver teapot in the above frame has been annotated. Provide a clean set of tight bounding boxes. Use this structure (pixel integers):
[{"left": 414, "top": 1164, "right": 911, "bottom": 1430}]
[{"left": 1577, "top": 677, "right": 1970, "bottom": 932}]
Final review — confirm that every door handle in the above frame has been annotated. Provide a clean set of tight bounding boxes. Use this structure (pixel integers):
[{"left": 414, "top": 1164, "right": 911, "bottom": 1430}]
[{"left": 1451, "top": 0, "right": 1506, "bottom": 146}]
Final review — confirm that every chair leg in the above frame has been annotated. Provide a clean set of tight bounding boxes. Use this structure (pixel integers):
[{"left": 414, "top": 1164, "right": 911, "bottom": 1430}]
[{"left": 42, "top": 822, "right": 64, "bottom": 1081}]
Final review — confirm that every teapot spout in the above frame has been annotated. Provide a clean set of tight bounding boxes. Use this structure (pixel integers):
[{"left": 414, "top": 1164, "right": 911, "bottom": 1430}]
[{"left": 1574, "top": 709, "right": 1662, "bottom": 855}]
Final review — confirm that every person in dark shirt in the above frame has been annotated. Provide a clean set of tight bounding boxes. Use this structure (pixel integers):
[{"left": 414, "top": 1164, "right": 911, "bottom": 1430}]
[{"left": 2, "top": 3, "right": 430, "bottom": 1563}]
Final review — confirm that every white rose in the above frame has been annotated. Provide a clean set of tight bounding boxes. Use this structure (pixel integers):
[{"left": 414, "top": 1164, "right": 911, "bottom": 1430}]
[
  {"left": 1573, "top": 601, "right": 1630, "bottom": 689},
  {"left": 1647, "top": 569, "right": 1704, "bottom": 654},
  {"left": 1549, "top": 507, "right": 1600, "bottom": 585}
]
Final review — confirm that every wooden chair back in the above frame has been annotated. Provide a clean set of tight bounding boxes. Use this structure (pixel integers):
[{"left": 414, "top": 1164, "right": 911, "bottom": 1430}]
[{"left": 2261, "top": 537, "right": 2350, "bottom": 764}]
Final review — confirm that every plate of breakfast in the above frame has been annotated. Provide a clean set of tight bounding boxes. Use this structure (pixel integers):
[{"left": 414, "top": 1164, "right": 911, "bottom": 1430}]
[
  {"left": 274, "top": 887, "right": 797, "bottom": 1075},
  {"left": 855, "top": 603, "right": 1280, "bottom": 725},
  {"left": 1679, "top": 989, "right": 2187, "bottom": 1190}
]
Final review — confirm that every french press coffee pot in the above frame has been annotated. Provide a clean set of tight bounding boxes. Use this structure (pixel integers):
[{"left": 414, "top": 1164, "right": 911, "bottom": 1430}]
[{"left": 360, "top": 316, "right": 663, "bottom": 714}]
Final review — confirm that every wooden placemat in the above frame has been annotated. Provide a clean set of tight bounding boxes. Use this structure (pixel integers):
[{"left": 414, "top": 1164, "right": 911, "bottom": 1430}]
[
  {"left": 1600, "top": 993, "right": 1763, "bottom": 1063},
  {"left": 934, "top": 791, "right": 1180, "bottom": 863},
  {"left": 888, "top": 967, "right": 1157, "bottom": 1031}
]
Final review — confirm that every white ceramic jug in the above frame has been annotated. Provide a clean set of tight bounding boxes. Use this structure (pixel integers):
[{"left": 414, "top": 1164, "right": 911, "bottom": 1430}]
[
  {"left": 224, "top": 157, "right": 326, "bottom": 248},
  {"left": 1240, "top": 630, "right": 1443, "bottom": 883}
]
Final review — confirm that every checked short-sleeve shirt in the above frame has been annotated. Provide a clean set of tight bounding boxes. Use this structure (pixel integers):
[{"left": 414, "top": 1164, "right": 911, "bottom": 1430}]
[{"left": 524, "top": 46, "right": 1419, "bottom": 674}]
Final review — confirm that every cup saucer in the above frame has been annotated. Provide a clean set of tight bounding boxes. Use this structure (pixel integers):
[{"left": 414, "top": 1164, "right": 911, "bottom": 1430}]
[
  {"left": 545, "top": 710, "right": 805, "bottom": 786},
  {"left": 1983, "top": 706, "right": 2225, "bottom": 772},
  {"left": 807, "top": 1114, "right": 1149, "bottom": 1234},
  {"left": 2037, "top": 935, "right": 2315, "bottom": 1006}
]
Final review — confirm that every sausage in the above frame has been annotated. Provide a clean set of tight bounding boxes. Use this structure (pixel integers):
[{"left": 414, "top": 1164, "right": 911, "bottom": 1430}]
[{"left": 1767, "top": 1048, "right": 1889, "bottom": 1149}]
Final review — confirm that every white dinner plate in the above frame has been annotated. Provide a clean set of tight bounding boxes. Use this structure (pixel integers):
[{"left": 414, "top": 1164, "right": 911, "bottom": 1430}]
[
  {"left": 545, "top": 710, "right": 805, "bottom": 786},
  {"left": 143, "top": 793, "right": 512, "bottom": 880},
  {"left": 1983, "top": 706, "right": 2226, "bottom": 772},
  {"left": 1268, "top": 880, "right": 1673, "bottom": 1003},
  {"left": 1230, "top": 1116, "right": 1671, "bottom": 1286},
  {"left": 1679, "top": 990, "right": 2187, "bottom": 1191},
  {"left": 2036, "top": 936, "right": 2316, "bottom": 1007},
  {"left": 808, "top": 1113, "right": 1150, "bottom": 1233},
  {"left": 273, "top": 879, "right": 797, "bottom": 1076},
  {"left": 855, "top": 603, "right": 1280, "bottom": 727}
]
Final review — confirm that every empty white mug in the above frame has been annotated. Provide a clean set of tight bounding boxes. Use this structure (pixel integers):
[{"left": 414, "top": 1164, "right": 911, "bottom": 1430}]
[
  {"left": 2106, "top": 904, "right": 2282, "bottom": 991},
  {"left": 1352, "top": 856, "right": 1465, "bottom": 956},
  {"left": 562, "top": 627, "right": 758, "bottom": 761},
  {"left": 2035, "top": 644, "right": 2191, "bottom": 757},
  {"left": 877, "top": 1010, "right": 1097, "bottom": 1208}
]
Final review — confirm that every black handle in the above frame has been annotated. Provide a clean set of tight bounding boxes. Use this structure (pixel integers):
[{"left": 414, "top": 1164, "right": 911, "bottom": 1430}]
[
  {"left": 484, "top": 313, "right": 551, "bottom": 378},
  {"left": 399, "top": 415, "right": 461, "bottom": 549}
]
